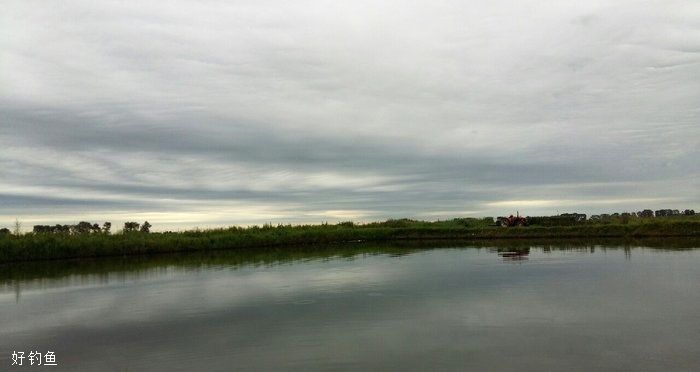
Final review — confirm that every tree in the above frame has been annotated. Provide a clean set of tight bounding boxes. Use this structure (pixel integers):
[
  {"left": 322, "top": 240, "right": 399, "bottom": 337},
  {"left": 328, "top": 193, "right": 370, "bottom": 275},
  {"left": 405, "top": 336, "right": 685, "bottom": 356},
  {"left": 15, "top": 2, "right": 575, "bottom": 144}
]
[
  {"left": 0, "top": 228, "right": 10, "bottom": 236},
  {"left": 13, "top": 219, "right": 22, "bottom": 236},
  {"left": 123, "top": 222, "right": 140, "bottom": 233},
  {"left": 73, "top": 221, "right": 93, "bottom": 235},
  {"left": 33, "top": 225, "right": 49, "bottom": 234},
  {"left": 140, "top": 221, "right": 152, "bottom": 233},
  {"left": 102, "top": 222, "right": 112, "bottom": 234}
]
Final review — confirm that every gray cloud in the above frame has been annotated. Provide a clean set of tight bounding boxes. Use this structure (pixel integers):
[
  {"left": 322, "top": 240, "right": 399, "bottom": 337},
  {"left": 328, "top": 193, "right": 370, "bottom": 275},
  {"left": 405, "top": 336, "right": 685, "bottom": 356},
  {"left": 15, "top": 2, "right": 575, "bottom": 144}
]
[{"left": 1, "top": 0, "right": 698, "bottom": 229}]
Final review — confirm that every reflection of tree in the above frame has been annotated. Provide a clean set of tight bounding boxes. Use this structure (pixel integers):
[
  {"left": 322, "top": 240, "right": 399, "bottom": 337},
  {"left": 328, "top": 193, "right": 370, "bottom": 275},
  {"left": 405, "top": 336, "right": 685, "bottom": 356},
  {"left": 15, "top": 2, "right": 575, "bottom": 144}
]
[
  {"left": 496, "top": 247, "right": 530, "bottom": 261},
  {"left": 3, "top": 241, "right": 698, "bottom": 284},
  {"left": 14, "top": 280, "right": 21, "bottom": 303}
]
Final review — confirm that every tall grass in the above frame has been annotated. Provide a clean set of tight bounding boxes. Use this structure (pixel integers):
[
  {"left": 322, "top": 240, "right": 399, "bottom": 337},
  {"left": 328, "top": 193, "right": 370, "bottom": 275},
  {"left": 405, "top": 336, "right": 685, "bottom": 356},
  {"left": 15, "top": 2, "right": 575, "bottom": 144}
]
[{"left": 1, "top": 217, "right": 699, "bottom": 263}]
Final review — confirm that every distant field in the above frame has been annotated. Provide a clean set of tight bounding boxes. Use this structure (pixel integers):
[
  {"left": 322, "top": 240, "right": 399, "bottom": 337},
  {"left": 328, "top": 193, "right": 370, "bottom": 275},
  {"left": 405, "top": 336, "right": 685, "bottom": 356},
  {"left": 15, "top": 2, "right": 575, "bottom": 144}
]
[{"left": 1, "top": 216, "right": 699, "bottom": 263}]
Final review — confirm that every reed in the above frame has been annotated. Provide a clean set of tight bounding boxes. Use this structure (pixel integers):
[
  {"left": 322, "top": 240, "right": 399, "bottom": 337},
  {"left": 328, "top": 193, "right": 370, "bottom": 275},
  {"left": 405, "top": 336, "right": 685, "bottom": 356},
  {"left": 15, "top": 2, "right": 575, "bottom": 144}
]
[{"left": 1, "top": 217, "right": 698, "bottom": 263}]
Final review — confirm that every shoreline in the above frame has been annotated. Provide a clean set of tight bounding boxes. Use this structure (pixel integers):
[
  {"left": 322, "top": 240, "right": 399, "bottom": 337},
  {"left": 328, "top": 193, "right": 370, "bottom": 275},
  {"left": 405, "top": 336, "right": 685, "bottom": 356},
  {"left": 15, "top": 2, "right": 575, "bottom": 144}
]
[
  {"left": 1, "top": 221, "right": 699, "bottom": 263},
  {"left": 3, "top": 237, "right": 700, "bottom": 283}
]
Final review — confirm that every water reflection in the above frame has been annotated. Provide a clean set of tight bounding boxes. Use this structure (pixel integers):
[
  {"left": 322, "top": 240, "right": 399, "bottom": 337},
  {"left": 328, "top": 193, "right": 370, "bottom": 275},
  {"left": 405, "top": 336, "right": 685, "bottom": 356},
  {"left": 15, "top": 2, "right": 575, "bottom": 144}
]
[
  {"left": 1, "top": 240, "right": 700, "bottom": 371},
  {"left": 495, "top": 247, "right": 530, "bottom": 261},
  {"left": 2, "top": 239, "right": 699, "bottom": 299}
]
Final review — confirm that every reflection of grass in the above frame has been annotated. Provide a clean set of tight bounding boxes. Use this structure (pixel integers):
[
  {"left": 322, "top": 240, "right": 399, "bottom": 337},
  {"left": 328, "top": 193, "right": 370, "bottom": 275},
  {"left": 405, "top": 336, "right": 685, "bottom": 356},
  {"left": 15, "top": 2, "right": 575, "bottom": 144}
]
[
  {"left": 1, "top": 238, "right": 698, "bottom": 283},
  {"left": 0, "top": 243, "right": 417, "bottom": 283},
  {"left": 1, "top": 219, "right": 699, "bottom": 263}
]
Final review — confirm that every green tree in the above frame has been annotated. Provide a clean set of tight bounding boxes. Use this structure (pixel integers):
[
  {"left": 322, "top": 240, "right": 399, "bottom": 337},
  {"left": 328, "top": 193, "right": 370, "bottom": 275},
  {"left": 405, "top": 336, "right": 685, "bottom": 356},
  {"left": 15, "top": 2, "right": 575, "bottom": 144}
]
[
  {"left": 140, "top": 221, "right": 152, "bottom": 233},
  {"left": 73, "top": 221, "right": 94, "bottom": 234},
  {"left": 124, "top": 222, "right": 140, "bottom": 233},
  {"left": 13, "top": 219, "right": 22, "bottom": 236}
]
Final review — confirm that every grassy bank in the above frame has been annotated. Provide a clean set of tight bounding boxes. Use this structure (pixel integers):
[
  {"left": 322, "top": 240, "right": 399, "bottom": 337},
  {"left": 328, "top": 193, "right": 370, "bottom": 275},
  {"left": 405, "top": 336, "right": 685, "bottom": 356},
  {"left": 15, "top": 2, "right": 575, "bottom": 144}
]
[{"left": 1, "top": 218, "right": 699, "bottom": 263}]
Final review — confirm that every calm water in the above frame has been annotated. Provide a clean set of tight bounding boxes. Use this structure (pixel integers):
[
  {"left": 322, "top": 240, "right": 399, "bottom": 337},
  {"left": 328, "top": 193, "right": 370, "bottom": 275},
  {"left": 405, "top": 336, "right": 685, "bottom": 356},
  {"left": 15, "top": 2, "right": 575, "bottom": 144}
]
[{"left": 2, "top": 244, "right": 700, "bottom": 371}]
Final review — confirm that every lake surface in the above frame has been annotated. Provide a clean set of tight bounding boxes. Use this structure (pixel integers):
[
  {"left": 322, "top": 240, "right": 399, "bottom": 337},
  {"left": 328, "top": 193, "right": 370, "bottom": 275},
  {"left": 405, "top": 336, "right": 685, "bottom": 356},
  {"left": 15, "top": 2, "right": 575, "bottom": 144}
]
[{"left": 2, "top": 243, "right": 700, "bottom": 371}]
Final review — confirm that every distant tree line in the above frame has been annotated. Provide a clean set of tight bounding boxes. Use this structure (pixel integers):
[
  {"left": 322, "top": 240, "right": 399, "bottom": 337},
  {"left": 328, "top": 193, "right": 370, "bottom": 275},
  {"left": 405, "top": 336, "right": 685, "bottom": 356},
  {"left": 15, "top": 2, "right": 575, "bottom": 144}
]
[
  {"left": 123, "top": 221, "right": 151, "bottom": 233},
  {"left": 591, "top": 209, "right": 695, "bottom": 220},
  {"left": 32, "top": 221, "right": 110, "bottom": 234},
  {"left": 502, "top": 209, "right": 697, "bottom": 227},
  {"left": 0, "top": 221, "right": 152, "bottom": 236}
]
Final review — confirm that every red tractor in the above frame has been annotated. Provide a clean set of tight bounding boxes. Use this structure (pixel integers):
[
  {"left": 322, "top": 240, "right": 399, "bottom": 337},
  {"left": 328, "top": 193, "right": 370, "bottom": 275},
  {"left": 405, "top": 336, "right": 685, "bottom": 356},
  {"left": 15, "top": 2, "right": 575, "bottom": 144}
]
[{"left": 496, "top": 212, "right": 528, "bottom": 227}]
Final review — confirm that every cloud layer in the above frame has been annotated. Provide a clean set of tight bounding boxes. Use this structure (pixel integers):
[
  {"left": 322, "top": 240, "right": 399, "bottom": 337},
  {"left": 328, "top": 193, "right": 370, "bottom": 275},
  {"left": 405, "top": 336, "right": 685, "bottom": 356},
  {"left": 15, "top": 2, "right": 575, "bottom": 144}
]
[{"left": 1, "top": 0, "right": 699, "bottom": 229}]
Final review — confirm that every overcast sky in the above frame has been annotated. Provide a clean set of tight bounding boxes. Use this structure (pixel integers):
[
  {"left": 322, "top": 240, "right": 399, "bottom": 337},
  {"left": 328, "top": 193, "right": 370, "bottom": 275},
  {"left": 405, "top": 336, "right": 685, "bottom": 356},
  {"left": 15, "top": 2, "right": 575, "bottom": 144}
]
[{"left": 1, "top": 0, "right": 698, "bottom": 230}]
